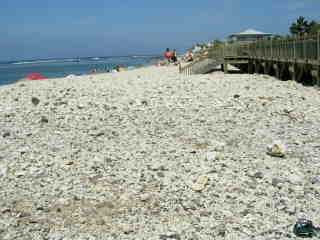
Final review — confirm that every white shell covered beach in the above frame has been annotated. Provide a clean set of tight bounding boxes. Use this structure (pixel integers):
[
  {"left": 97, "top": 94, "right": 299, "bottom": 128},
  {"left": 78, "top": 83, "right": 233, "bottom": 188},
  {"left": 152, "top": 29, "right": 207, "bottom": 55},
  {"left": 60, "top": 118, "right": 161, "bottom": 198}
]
[{"left": 1, "top": 66, "right": 320, "bottom": 239}]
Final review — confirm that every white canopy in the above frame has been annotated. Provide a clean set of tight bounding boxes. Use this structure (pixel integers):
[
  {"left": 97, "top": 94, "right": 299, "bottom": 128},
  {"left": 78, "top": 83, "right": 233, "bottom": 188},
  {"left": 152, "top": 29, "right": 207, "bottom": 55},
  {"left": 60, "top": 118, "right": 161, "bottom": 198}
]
[{"left": 230, "top": 29, "right": 271, "bottom": 37}]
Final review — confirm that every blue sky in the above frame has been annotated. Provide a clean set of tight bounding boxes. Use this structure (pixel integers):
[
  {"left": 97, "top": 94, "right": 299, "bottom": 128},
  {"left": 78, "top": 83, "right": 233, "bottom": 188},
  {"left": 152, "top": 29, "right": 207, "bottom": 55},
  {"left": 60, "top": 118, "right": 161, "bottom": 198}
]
[{"left": 1, "top": 0, "right": 320, "bottom": 61}]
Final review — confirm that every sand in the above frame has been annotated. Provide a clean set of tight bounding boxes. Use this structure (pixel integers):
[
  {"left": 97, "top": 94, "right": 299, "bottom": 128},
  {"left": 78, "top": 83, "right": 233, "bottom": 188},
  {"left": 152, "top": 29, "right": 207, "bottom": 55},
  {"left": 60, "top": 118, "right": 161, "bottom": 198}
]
[{"left": 0, "top": 66, "right": 320, "bottom": 239}]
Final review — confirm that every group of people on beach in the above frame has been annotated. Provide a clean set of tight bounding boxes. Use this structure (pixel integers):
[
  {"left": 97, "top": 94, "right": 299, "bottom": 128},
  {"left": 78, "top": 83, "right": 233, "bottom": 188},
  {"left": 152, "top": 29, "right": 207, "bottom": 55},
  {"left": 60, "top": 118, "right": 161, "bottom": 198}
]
[
  {"left": 162, "top": 48, "right": 194, "bottom": 66},
  {"left": 164, "top": 48, "right": 178, "bottom": 63}
]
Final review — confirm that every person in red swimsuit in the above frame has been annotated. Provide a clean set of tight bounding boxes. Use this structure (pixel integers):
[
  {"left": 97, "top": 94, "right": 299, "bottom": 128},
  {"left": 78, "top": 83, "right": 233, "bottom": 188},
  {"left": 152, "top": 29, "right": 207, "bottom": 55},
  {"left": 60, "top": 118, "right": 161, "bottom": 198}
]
[{"left": 164, "top": 48, "right": 173, "bottom": 62}]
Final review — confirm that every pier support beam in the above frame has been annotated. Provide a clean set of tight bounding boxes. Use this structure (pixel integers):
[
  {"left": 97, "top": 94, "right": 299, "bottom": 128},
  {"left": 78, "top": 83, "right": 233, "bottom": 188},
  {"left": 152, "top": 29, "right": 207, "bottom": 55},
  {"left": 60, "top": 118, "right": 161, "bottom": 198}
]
[
  {"left": 279, "top": 63, "right": 289, "bottom": 80},
  {"left": 289, "top": 65, "right": 297, "bottom": 81},
  {"left": 297, "top": 65, "right": 305, "bottom": 83},
  {"left": 248, "top": 60, "right": 254, "bottom": 74},
  {"left": 318, "top": 67, "right": 320, "bottom": 87},
  {"left": 264, "top": 62, "right": 272, "bottom": 75},
  {"left": 311, "top": 67, "right": 320, "bottom": 86},
  {"left": 223, "top": 62, "right": 228, "bottom": 74},
  {"left": 262, "top": 62, "right": 269, "bottom": 75},
  {"left": 273, "top": 63, "right": 280, "bottom": 79},
  {"left": 314, "top": 65, "right": 320, "bottom": 86},
  {"left": 254, "top": 61, "right": 261, "bottom": 74}
]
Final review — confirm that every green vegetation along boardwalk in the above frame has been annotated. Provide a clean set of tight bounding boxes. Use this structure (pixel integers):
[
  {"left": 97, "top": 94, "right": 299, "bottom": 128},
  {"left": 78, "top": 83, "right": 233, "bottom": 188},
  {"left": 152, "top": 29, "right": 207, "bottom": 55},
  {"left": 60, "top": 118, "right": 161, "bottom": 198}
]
[{"left": 180, "top": 33, "right": 320, "bottom": 85}]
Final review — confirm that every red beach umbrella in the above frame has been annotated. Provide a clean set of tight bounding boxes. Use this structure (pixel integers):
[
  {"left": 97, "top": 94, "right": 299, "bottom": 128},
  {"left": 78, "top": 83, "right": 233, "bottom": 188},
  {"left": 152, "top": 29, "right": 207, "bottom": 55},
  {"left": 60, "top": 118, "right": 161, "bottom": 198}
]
[{"left": 26, "top": 73, "right": 47, "bottom": 80}]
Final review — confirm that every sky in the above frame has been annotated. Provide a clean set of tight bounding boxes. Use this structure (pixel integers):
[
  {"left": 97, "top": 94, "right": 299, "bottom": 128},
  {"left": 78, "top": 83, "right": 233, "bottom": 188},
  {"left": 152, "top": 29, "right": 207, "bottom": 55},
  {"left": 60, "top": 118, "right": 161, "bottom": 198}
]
[{"left": 1, "top": 0, "right": 320, "bottom": 61}]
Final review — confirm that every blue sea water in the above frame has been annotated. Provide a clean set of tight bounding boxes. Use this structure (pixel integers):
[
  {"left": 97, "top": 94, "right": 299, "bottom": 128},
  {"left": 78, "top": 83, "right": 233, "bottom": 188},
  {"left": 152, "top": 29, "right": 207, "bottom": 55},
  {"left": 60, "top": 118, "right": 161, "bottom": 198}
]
[{"left": 0, "top": 55, "right": 161, "bottom": 86}]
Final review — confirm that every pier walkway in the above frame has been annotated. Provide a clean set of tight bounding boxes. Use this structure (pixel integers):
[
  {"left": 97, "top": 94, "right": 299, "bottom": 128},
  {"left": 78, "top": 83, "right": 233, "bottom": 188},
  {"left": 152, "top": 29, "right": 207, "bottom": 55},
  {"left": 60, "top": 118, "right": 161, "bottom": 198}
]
[{"left": 180, "top": 33, "right": 320, "bottom": 85}]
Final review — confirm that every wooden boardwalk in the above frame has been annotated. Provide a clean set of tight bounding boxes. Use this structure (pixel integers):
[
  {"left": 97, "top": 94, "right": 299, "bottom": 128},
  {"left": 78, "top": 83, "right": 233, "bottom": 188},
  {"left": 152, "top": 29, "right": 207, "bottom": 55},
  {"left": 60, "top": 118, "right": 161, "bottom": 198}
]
[
  {"left": 180, "top": 33, "right": 320, "bottom": 85},
  {"left": 179, "top": 58, "right": 223, "bottom": 75}
]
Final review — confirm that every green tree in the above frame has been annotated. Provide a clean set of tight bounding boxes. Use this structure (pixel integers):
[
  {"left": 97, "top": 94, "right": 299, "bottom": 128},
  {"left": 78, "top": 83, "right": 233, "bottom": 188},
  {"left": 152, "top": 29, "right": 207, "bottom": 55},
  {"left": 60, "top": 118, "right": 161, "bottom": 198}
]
[
  {"left": 290, "top": 16, "right": 310, "bottom": 36},
  {"left": 308, "top": 20, "right": 320, "bottom": 34},
  {"left": 290, "top": 16, "right": 320, "bottom": 36}
]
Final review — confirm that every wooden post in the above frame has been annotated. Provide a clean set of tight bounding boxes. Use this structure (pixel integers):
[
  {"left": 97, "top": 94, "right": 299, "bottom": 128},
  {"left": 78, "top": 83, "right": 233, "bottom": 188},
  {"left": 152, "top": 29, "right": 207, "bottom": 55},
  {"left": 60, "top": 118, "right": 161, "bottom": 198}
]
[
  {"left": 274, "top": 63, "right": 280, "bottom": 79},
  {"left": 317, "top": 66, "right": 320, "bottom": 87},
  {"left": 293, "top": 64, "right": 298, "bottom": 82},
  {"left": 248, "top": 60, "right": 254, "bottom": 74},
  {"left": 270, "top": 37, "right": 273, "bottom": 59},
  {"left": 255, "top": 42, "right": 257, "bottom": 58},
  {"left": 318, "top": 31, "right": 320, "bottom": 61},
  {"left": 280, "top": 39, "right": 283, "bottom": 60},
  {"left": 303, "top": 35, "right": 307, "bottom": 59},
  {"left": 286, "top": 39, "right": 288, "bottom": 59},
  {"left": 293, "top": 38, "right": 296, "bottom": 60},
  {"left": 289, "top": 64, "right": 296, "bottom": 81},
  {"left": 263, "top": 62, "right": 268, "bottom": 74},
  {"left": 318, "top": 32, "right": 320, "bottom": 86},
  {"left": 223, "top": 61, "right": 228, "bottom": 74},
  {"left": 297, "top": 65, "right": 304, "bottom": 82},
  {"left": 255, "top": 61, "right": 260, "bottom": 74},
  {"left": 223, "top": 43, "right": 225, "bottom": 58},
  {"left": 311, "top": 69, "right": 318, "bottom": 86}
]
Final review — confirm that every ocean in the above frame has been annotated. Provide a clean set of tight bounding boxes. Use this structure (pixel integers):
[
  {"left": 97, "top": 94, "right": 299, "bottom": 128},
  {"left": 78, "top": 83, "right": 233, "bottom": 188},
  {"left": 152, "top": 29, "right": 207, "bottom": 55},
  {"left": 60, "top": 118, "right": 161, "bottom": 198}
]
[{"left": 0, "top": 55, "right": 161, "bottom": 86}]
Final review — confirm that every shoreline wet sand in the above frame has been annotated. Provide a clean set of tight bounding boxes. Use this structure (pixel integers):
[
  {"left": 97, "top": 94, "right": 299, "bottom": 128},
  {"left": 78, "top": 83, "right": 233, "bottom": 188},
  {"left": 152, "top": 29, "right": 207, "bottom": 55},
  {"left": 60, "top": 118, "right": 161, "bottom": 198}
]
[{"left": 1, "top": 66, "right": 320, "bottom": 239}]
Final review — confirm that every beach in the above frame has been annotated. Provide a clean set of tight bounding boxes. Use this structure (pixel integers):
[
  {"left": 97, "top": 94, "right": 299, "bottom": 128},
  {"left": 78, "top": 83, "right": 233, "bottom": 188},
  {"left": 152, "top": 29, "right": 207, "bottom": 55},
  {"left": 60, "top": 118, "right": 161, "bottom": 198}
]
[{"left": 1, "top": 65, "right": 320, "bottom": 239}]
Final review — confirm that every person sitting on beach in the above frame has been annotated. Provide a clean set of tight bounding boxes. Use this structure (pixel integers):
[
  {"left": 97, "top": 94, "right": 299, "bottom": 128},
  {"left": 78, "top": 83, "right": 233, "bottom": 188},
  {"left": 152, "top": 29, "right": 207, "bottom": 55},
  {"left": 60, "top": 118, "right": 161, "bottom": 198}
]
[
  {"left": 185, "top": 51, "right": 194, "bottom": 62},
  {"left": 171, "top": 49, "right": 178, "bottom": 63},
  {"left": 164, "top": 48, "right": 173, "bottom": 63},
  {"left": 114, "top": 65, "right": 121, "bottom": 72}
]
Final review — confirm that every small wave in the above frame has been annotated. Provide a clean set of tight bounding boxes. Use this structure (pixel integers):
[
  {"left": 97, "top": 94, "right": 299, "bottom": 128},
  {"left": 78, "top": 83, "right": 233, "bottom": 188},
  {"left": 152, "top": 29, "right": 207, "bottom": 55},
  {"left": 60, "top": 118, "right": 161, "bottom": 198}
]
[
  {"left": 64, "top": 58, "right": 80, "bottom": 62},
  {"left": 12, "top": 60, "right": 59, "bottom": 65},
  {"left": 12, "top": 58, "right": 80, "bottom": 65}
]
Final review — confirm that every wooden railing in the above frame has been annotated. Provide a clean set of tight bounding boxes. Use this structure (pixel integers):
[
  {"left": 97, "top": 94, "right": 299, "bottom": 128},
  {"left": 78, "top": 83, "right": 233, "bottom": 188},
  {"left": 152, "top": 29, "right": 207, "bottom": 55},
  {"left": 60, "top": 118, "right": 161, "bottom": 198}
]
[
  {"left": 179, "top": 55, "right": 210, "bottom": 75},
  {"left": 249, "top": 34, "right": 319, "bottom": 61},
  {"left": 223, "top": 43, "right": 250, "bottom": 58},
  {"left": 215, "top": 32, "right": 320, "bottom": 62},
  {"left": 180, "top": 32, "right": 320, "bottom": 75},
  {"left": 179, "top": 57, "right": 225, "bottom": 75}
]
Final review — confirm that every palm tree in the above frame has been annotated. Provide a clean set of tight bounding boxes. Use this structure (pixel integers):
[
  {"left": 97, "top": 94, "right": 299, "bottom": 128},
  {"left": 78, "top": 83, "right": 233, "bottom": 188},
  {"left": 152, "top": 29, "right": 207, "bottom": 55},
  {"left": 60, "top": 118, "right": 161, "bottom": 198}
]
[
  {"left": 308, "top": 20, "right": 320, "bottom": 34},
  {"left": 290, "top": 16, "right": 309, "bottom": 36}
]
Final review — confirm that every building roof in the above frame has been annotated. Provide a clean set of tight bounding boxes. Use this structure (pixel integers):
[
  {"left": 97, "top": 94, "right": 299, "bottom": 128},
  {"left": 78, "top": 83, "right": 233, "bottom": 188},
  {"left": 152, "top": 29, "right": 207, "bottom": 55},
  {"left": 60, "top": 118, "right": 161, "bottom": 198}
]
[{"left": 230, "top": 29, "right": 271, "bottom": 37}]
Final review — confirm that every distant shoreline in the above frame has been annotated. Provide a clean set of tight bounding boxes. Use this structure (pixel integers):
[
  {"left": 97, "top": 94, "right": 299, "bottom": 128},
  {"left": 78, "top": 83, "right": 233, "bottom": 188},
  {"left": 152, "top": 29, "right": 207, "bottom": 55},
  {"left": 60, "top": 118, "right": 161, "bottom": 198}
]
[
  {"left": 0, "top": 54, "right": 162, "bottom": 65},
  {"left": 0, "top": 55, "right": 162, "bottom": 86}
]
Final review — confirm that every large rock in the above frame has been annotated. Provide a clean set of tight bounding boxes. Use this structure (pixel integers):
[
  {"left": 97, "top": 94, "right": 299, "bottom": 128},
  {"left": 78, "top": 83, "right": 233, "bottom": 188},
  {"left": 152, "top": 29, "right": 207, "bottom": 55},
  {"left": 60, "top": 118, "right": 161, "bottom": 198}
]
[
  {"left": 31, "top": 97, "right": 40, "bottom": 106},
  {"left": 191, "top": 175, "right": 209, "bottom": 192},
  {"left": 267, "top": 141, "right": 286, "bottom": 158}
]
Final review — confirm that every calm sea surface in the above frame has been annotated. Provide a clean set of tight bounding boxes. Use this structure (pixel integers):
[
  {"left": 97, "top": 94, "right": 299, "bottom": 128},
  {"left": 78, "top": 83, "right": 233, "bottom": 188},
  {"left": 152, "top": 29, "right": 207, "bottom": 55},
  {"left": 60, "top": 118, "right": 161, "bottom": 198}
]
[{"left": 0, "top": 55, "right": 161, "bottom": 86}]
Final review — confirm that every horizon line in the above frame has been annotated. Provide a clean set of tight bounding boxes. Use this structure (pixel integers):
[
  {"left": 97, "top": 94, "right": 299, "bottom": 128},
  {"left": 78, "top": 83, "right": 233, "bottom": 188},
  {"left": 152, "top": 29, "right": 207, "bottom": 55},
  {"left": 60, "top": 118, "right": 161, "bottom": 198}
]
[{"left": 0, "top": 53, "right": 164, "bottom": 64}]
